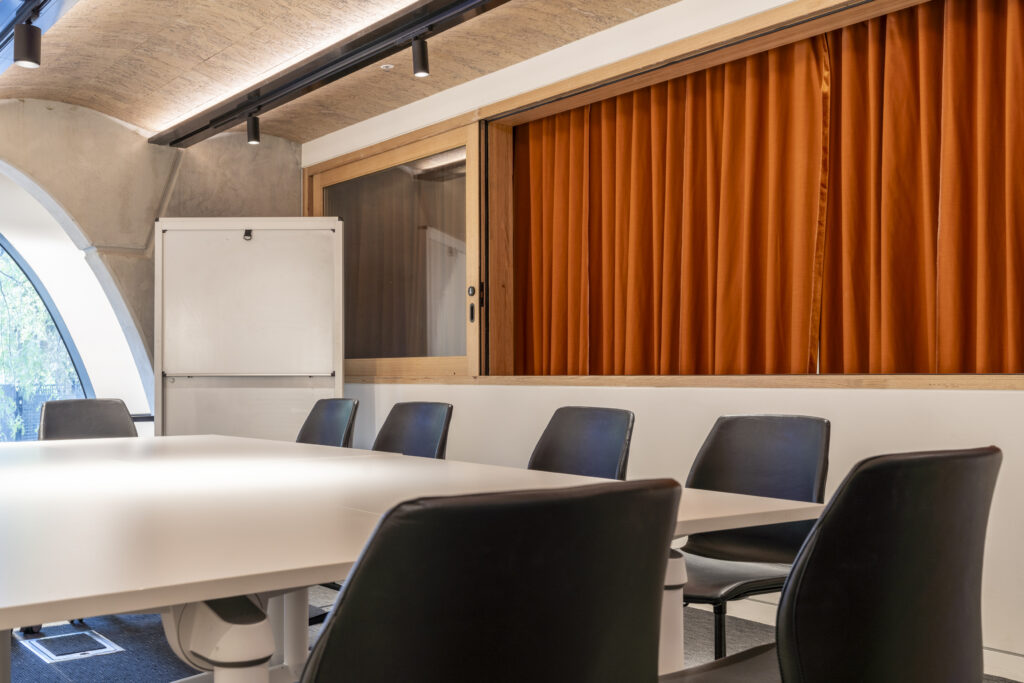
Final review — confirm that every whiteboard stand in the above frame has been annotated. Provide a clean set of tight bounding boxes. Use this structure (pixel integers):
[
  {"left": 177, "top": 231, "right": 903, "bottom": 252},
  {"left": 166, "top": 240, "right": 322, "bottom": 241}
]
[{"left": 154, "top": 217, "right": 343, "bottom": 439}]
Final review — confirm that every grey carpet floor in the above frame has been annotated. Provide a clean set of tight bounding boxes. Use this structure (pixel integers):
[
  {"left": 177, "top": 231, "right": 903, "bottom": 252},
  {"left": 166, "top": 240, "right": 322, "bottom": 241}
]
[
  {"left": 682, "top": 606, "right": 1018, "bottom": 682},
  {"left": 9, "top": 598, "right": 1021, "bottom": 681}
]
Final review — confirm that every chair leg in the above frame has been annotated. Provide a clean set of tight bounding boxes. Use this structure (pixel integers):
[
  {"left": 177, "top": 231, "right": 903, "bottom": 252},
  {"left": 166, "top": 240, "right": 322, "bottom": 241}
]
[{"left": 713, "top": 603, "right": 727, "bottom": 659}]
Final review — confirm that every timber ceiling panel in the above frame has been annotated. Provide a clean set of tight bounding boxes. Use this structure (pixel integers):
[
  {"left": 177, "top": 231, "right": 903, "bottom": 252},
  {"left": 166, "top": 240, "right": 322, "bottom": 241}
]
[{"left": 0, "top": 0, "right": 679, "bottom": 143}]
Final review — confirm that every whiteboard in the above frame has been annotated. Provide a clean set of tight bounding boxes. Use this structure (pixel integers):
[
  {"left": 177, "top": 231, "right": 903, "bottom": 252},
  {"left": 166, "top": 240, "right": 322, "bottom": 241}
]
[
  {"left": 162, "top": 376, "right": 335, "bottom": 440},
  {"left": 161, "top": 226, "right": 335, "bottom": 376}
]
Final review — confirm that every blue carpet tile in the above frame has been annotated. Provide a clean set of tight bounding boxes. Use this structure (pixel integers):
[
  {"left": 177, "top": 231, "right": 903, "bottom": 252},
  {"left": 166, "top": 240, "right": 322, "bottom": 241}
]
[{"left": 11, "top": 614, "right": 196, "bottom": 682}]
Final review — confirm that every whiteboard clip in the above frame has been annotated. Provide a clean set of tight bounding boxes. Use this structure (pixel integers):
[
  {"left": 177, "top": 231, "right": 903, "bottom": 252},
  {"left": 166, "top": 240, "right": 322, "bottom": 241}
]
[{"left": 243, "top": 229, "right": 253, "bottom": 241}]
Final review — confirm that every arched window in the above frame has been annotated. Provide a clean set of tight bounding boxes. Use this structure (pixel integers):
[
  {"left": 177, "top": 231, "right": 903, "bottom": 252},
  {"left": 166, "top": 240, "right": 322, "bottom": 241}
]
[{"left": 0, "top": 234, "right": 92, "bottom": 441}]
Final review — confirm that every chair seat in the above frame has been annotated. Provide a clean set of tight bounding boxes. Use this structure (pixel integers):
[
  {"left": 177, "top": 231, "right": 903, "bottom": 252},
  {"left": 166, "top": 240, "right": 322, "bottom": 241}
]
[
  {"left": 683, "top": 552, "right": 791, "bottom": 604},
  {"left": 660, "top": 643, "right": 780, "bottom": 682}
]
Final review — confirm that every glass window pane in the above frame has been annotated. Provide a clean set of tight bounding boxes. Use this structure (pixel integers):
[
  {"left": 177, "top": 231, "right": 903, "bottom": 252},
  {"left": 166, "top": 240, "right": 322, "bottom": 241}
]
[
  {"left": 325, "top": 147, "right": 467, "bottom": 359},
  {"left": 0, "top": 241, "right": 86, "bottom": 441}
]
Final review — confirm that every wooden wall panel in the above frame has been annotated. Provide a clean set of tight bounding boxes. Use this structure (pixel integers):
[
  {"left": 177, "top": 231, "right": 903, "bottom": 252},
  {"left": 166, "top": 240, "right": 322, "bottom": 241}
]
[{"left": 486, "top": 123, "right": 516, "bottom": 375}]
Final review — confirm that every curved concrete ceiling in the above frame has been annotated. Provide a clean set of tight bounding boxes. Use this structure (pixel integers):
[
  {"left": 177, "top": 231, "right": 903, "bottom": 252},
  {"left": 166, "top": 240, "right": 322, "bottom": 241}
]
[{"left": 0, "top": 0, "right": 680, "bottom": 143}]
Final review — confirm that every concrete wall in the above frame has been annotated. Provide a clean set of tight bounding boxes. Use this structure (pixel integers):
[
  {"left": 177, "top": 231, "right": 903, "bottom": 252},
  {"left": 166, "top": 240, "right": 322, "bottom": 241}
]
[
  {"left": 164, "top": 133, "right": 300, "bottom": 218},
  {"left": 0, "top": 99, "right": 301, "bottom": 390}
]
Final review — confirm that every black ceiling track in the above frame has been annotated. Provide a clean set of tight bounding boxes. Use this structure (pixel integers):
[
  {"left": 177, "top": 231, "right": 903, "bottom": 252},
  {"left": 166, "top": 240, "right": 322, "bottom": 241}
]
[
  {"left": 0, "top": 0, "right": 52, "bottom": 53},
  {"left": 149, "top": 0, "right": 511, "bottom": 148}
]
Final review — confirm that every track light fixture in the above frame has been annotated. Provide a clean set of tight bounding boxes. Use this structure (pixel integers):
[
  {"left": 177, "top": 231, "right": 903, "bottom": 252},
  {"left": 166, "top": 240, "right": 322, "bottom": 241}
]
[
  {"left": 246, "top": 115, "right": 260, "bottom": 145},
  {"left": 150, "top": 0, "right": 511, "bottom": 147},
  {"left": 412, "top": 37, "right": 429, "bottom": 78},
  {"left": 13, "top": 22, "right": 41, "bottom": 69}
]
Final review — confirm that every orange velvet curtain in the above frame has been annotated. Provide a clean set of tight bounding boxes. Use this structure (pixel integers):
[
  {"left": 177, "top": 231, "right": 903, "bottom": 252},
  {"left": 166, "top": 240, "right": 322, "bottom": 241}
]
[
  {"left": 821, "top": 0, "right": 1024, "bottom": 373},
  {"left": 515, "top": 39, "right": 830, "bottom": 375},
  {"left": 514, "top": 0, "right": 1024, "bottom": 376},
  {"left": 935, "top": 0, "right": 1024, "bottom": 372}
]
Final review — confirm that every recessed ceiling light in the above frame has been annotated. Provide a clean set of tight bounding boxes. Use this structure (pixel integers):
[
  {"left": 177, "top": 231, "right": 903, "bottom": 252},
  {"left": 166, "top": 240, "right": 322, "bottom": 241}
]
[{"left": 380, "top": 64, "right": 394, "bottom": 71}]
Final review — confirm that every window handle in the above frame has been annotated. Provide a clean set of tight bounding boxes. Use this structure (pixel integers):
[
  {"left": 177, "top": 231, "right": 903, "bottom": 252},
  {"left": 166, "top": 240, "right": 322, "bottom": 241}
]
[{"left": 469, "top": 302, "right": 475, "bottom": 323}]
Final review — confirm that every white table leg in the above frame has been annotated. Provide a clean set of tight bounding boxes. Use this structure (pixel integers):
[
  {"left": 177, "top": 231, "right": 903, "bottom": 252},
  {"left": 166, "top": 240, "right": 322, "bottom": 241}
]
[
  {"left": 659, "top": 549, "right": 687, "bottom": 675},
  {"left": 266, "top": 595, "right": 284, "bottom": 667},
  {"left": 169, "top": 589, "right": 310, "bottom": 683},
  {"left": 1, "top": 629, "right": 11, "bottom": 683},
  {"left": 283, "top": 588, "right": 309, "bottom": 676}
]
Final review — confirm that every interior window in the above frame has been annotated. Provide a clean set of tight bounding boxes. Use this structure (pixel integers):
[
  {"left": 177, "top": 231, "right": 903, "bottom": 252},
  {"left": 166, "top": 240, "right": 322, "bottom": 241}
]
[{"left": 324, "top": 147, "right": 468, "bottom": 360}]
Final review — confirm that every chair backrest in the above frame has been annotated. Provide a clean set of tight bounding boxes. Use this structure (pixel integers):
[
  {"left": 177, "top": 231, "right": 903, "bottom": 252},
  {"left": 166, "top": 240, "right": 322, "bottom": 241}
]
[
  {"left": 527, "top": 406, "right": 635, "bottom": 480},
  {"left": 296, "top": 398, "right": 359, "bottom": 448},
  {"left": 371, "top": 402, "right": 453, "bottom": 459},
  {"left": 683, "top": 415, "right": 830, "bottom": 563},
  {"left": 38, "top": 398, "right": 137, "bottom": 440},
  {"left": 777, "top": 447, "right": 1001, "bottom": 683},
  {"left": 301, "top": 479, "right": 681, "bottom": 683}
]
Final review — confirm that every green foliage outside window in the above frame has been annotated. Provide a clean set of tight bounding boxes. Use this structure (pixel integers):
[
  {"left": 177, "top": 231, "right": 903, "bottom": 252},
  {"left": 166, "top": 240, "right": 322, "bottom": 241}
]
[{"left": 0, "top": 243, "right": 84, "bottom": 441}]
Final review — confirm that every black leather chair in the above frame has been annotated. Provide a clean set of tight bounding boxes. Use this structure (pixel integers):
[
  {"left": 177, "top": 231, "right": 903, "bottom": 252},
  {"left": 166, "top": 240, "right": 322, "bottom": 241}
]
[
  {"left": 528, "top": 406, "right": 635, "bottom": 480},
  {"left": 301, "top": 479, "right": 681, "bottom": 683},
  {"left": 29, "top": 398, "right": 137, "bottom": 633},
  {"left": 371, "top": 401, "right": 453, "bottom": 459},
  {"left": 38, "top": 398, "right": 138, "bottom": 440},
  {"left": 297, "top": 398, "right": 359, "bottom": 624},
  {"left": 296, "top": 398, "right": 359, "bottom": 448},
  {"left": 663, "top": 446, "right": 1002, "bottom": 682},
  {"left": 682, "top": 415, "right": 830, "bottom": 658}
]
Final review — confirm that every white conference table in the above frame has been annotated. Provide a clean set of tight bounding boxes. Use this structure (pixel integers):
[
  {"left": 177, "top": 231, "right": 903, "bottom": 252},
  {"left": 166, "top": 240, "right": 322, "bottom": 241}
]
[{"left": 0, "top": 435, "right": 822, "bottom": 682}]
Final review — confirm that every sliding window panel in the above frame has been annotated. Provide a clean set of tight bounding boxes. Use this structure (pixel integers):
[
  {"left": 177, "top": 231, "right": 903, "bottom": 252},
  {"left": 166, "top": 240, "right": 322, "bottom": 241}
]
[{"left": 312, "top": 125, "right": 481, "bottom": 379}]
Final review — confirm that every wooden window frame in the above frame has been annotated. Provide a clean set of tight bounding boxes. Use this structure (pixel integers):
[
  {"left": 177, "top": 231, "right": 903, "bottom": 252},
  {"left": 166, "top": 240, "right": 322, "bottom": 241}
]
[{"left": 306, "top": 124, "right": 481, "bottom": 380}]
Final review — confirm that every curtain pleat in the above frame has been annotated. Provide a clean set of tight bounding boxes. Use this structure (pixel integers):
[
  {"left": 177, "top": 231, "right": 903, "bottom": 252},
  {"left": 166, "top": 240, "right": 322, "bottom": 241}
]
[
  {"left": 515, "top": 40, "right": 828, "bottom": 375},
  {"left": 514, "top": 109, "right": 591, "bottom": 374},
  {"left": 820, "top": 5, "right": 944, "bottom": 373},
  {"left": 936, "top": 0, "right": 1024, "bottom": 372}
]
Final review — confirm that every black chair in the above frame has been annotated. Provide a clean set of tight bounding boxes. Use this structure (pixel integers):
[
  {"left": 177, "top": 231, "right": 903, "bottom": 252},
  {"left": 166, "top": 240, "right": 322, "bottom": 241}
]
[
  {"left": 371, "top": 401, "right": 453, "bottom": 460},
  {"left": 528, "top": 406, "right": 635, "bottom": 480},
  {"left": 296, "top": 398, "right": 359, "bottom": 448},
  {"left": 301, "top": 479, "right": 681, "bottom": 683},
  {"left": 297, "top": 398, "right": 359, "bottom": 624},
  {"left": 682, "top": 415, "right": 830, "bottom": 658},
  {"left": 663, "top": 446, "right": 1002, "bottom": 682},
  {"left": 28, "top": 398, "right": 137, "bottom": 633},
  {"left": 38, "top": 398, "right": 137, "bottom": 440}
]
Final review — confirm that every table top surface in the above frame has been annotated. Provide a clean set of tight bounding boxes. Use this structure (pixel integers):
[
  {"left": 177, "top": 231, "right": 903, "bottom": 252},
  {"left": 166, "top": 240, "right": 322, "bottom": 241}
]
[{"left": 0, "top": 435, "right": 822, "bottom": 629}]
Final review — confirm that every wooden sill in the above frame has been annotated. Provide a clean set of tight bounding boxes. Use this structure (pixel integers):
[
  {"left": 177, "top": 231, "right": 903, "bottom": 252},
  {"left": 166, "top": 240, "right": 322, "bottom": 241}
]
[{"left": 342, "top": 374, "right": 1024, "bottom": 390}]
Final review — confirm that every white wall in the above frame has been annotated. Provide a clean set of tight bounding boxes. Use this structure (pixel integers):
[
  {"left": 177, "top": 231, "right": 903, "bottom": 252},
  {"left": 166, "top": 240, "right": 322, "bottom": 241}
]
[{"left": 344, "top": 382, "right": 1024, "bottom": 678}]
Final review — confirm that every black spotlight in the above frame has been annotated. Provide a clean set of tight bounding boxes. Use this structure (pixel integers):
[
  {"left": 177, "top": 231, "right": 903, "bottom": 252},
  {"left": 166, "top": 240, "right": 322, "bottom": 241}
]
[
  {"left": 412, "top": 37, "right": 429, "bottom": 78},
  {"left": 14, "top": 23, "right": 41, "bottom": 69},
  {"left": 246, "top": 115, "right": 260, "bottom": 145}
]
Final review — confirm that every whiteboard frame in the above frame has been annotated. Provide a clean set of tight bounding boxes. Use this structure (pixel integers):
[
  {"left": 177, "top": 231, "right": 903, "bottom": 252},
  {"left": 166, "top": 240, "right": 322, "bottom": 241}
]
[{"left": 154, "top": 217, "right": 343, "bottom": 436}]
